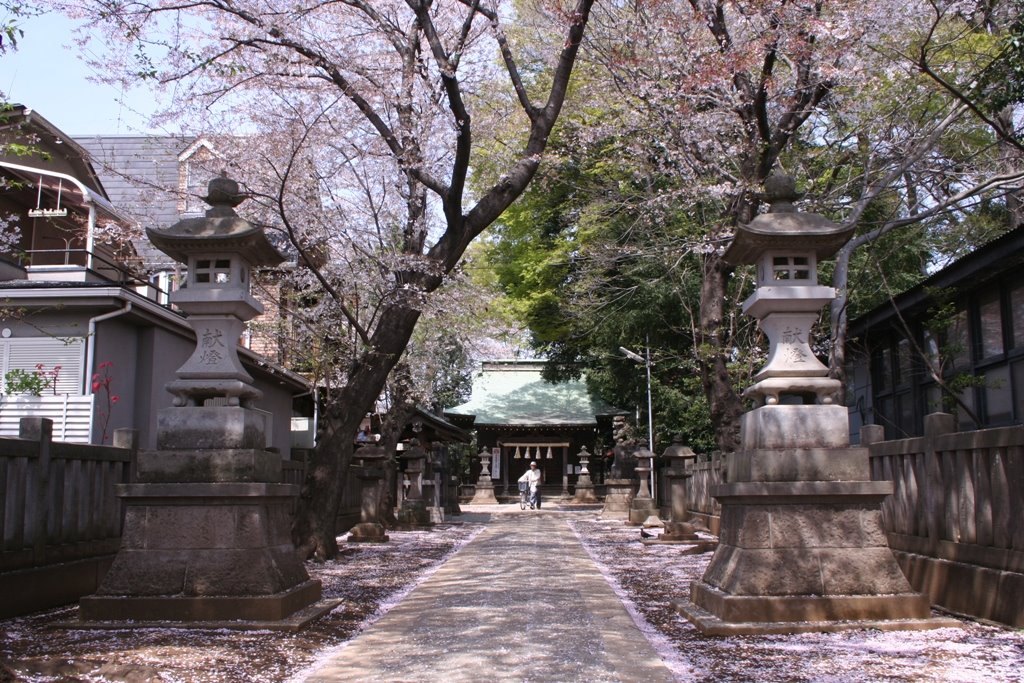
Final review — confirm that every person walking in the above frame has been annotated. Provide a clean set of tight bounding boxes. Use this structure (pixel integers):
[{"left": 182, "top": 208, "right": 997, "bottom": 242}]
[{"left": 518, "top": 461, "right": 542, "bottom": 509}]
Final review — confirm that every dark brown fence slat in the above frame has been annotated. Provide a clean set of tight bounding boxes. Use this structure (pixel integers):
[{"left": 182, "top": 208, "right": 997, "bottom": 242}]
[
  {"left": 990, "top": 448, "right": 1010, "bottom": 549},
  {"left": 941, "top": 449, "right": 958, "bottom": 542},
  {"left": 957, "top": 448, "right": 976, "bottom": 544},
  {"left": 975, "top": 448, "right": 994, "bottom": 547},
  {"left": 1008, "top": 445, "right": 1024, "bottom": 552}
]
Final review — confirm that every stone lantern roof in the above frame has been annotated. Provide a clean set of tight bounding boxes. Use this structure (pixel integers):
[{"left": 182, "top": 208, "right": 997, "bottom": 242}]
[
  {"left": 146, "top": 175, "right": 284, "bottom": 267},
  {"left": 723, "top": 175, "right": 855, "bottom": 266}
]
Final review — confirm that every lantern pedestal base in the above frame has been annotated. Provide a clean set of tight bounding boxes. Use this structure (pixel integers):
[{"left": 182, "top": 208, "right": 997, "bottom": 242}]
[
  {"left": 600, "top": 479, "right": 634, "bottom": 520},
  {"left": 572, "top": 482, "right": 599, "bottom": 504},
  {"left": 348, "top": 522, "right": 389, "bottom": 543},
  {"left": 675, "top": 477, "right": 958, "bottom": 635},
  {"left": 396, "top": 499, "right": 431, "bottom": 527},
  {"left": 468, "top": 481, "right": 498, "bottom": 505},
  {"left": 740, "top": 404, "right": 849, "bottom": 450},
  {"left": 79, "top": 481, "right": 322, "bottom": 627}
]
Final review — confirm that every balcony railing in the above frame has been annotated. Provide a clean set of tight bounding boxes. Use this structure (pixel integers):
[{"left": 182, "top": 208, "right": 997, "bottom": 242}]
[{"left": 22, "top": 248, "right": 172, "bottom": 304}]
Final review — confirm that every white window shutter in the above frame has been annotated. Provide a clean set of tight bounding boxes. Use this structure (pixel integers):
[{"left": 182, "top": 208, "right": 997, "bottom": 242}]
[{"left": 1, "top": 338, "right": 85, "bottom": 395}]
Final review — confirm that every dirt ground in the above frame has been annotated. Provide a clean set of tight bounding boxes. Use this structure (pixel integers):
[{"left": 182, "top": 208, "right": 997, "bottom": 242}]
[{"left": 1, "top": 508, "right": 1021, "bottom": 682}]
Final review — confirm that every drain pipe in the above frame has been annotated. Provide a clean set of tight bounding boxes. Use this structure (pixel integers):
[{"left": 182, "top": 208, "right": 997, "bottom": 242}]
[{"left": 84, "top": 301, "right": 133, "bottom": 441}]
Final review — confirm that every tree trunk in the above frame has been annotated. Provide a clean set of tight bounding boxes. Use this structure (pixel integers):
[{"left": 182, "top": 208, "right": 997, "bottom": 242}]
[
  {"left": 829, "top": 241, "right": 853, "bottom": 404},
  {"left": 698, "top": 252, "right": 743, "bottom": 454},
  {"left": 292, "top": 301, "right": 422, "bottom": 559}
]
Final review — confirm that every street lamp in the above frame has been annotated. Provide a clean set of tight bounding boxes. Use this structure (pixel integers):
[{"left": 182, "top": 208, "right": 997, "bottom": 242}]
[{"left": 620, "top": 340, "right": 654, "bottom": 497}]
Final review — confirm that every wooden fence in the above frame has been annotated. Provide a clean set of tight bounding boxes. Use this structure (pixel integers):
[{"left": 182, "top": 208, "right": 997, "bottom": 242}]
[
  {"left": 682, "top": 453, "right": 725, "bottom": 535},
  {"left": 0, "top": 418, "right": 135, "bottom": 618},
  {"left": 864, "top": 413, "right": 1024, "bottom": 627}
]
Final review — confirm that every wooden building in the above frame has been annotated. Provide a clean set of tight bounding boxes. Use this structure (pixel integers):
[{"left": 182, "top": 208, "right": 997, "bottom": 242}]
[
  {"left": 445, "top": 359, "right": 626, "bottom": 500},
  {"left": 847, "top": 226, "right": 1024, "bottom": 440}
]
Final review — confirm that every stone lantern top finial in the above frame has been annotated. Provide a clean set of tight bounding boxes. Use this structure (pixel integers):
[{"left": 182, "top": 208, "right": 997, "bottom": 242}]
[
  {"left": 759, "top": 174, "right": 802, "bottom": 213},
  {"left": 146, "top": 173, "right": 284, "bottom": 267},
  {"left": 203, "top": 173, "right": 246, "bottom": 217}
]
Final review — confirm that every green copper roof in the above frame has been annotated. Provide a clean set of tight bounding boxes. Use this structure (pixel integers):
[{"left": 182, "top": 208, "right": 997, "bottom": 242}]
[{"left": 445, "top": 360, "right": 626, "bottom": 426}]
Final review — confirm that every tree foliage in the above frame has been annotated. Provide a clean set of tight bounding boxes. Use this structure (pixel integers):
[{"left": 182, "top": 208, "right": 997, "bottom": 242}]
[{"left": 481, "top": 0, "right": 1024, "bottom": 453}]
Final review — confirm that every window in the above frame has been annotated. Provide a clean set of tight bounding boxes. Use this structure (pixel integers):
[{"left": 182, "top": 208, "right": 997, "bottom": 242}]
[
  {"left": 947, "top": 310, "right": 970, "bottom": 372},
  {"left": 896, "top": 338, "right": 912, "bottom": 387},
  {"left": 875, "top": 395, "right": 894, "bottom": 438},
  {"left": 955, "top": 385, "right": 978, "bottom": 430},
  {"left": 977, "top": 291, "right": 1004, "bottom": 359},
  {"left": 983, "top": 365, "right": 1012, "bottom": 424},
  {"left": 771, "top": 255, "right": 813, "bottom": 282},
  {"left": 183, "top": 160, "right": 208, "bottom": 215},
  {"left": 923, "top": 330, "right": 941, "bottom": 372},
  {"left": 194, "top": 259, "right": 232, "bottom": 285},
  {"left": 895, "top": 392, "right": 915, "bottom": 436},
  {"left": 0, "top": 337, "right": 85, "bottom": 395},
  {"left": 873, "top": 345, "right": 893, "bottom": 392},
  {"left": 1013, "top": 361, "right": 1024, "bottom": 423},
  {"left": 1011, "top": 284, "right": 1024, "bottom": 349},
  {"left": 924, "top": 384, "right": 943, "bottom": 414}
]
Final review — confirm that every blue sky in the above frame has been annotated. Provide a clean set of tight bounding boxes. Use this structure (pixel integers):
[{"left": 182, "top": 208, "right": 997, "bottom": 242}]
[{"left": 3, "top": 11, "right": 161, "bottom": 135}]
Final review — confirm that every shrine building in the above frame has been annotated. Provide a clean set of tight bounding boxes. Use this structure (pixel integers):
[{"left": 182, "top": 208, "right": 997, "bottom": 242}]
[{"left": 445, "top": 359, "right": 626, "bottom": 500}]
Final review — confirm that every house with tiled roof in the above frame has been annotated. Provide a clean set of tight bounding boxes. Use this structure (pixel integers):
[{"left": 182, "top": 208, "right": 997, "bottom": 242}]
[{"left": 0, "top": 108, "right": 311, "bottom": 451}]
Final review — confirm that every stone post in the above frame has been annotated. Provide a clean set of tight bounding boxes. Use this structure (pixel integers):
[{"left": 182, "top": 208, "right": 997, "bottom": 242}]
[
  {"left": 79, "top": 176, "right": 330, "bottom": 628},
  {"left": 348, "top": 445, "right": 389, "bottom": 543},
  {"left": 675, "top": 175, "right": 956, "bottom": 635},
  {"left": 651, "top": 435, "right": 700, "bottom": 544},
  {"left": 572, "top": 446, "right": 599, "bottom": 503},
  {"left": 421, "top": 449, "right": 443, "bottom": 523},
  {"left": 469, "top": 447, "right": 498, "bottom": 504},
  {"left": 628, "top": 446, "right": 661, "bottom": 526},
  {"left": 446, "top": 474, "right": 462, "bottom": 516},
  {"left": 397, "top": 441, "right": 431, "bottom": 527},
  {"left": 602, "top": 429, "right": 637, "bottom": 519}
]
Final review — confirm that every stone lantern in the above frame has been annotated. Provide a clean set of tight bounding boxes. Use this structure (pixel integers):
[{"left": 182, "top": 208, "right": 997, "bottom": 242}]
[
  {"left": 661, "top": 435, "right": 695, "bottom": 524},
  {"left": 348, "top": 445, "right": 390, "bottom": 543},
  {"left": 149, "top": 174, "right": 281, "bottom": 410},
  {"left": 79, "top": 175, "right": 331, "bottom": 628},
  {"left": 627, "top": 444, "right": 661, "bottom": 526},
  {"left": 397, "top": 440, "right": 431, "bottom": 527},
  {"left": 675, "top": 175, "right": 956, "bottom": 635},
  {"left": 571, "top": 446, "right": 598, "bottom": 503},
  {"left": 469, "top": 447, "right": 498, "bottom": 504},
  {"left": 725, "top": 174, "right": 855, "bottom": 448}
]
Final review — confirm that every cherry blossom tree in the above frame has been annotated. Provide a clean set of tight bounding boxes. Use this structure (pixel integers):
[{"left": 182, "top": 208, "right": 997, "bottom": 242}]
[{"left": 51, "top": 0, "right": 596, "bottom": 558}]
